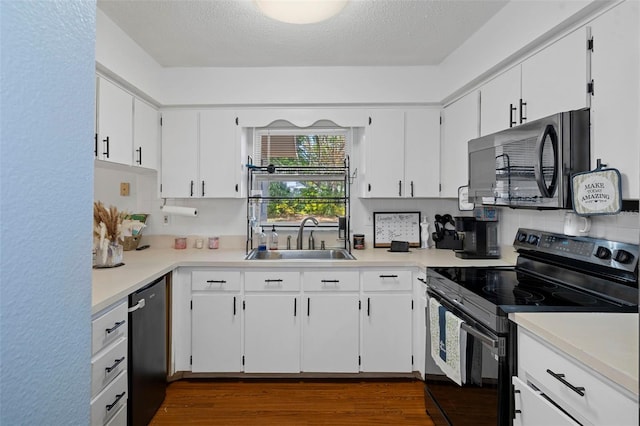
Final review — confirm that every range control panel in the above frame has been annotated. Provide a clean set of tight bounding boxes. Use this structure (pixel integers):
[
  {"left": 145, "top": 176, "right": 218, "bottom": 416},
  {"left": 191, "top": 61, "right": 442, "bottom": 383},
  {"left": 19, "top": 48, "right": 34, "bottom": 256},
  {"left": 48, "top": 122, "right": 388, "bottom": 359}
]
[{"left": 514, "top": 228, "right": 639, "bottom": 273}]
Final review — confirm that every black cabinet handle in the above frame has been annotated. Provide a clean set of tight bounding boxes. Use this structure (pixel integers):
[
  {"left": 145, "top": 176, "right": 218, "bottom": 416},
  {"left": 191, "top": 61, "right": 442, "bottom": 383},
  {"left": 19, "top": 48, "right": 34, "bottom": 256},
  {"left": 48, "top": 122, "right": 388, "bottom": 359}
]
[
  {"left": 235, "top": 184, "right": 239, "bottom": 192},
  {"left": 379, "top": 274, "right": 398, "bottom": 278},
  {"left": 398, "top": 180, "right": 402, "bottom": 197},
  {"left": 417, "top": 277, "right": 427, "bottom": 284},
  {"left": 519, "top": 99, "right": 527, "bottom": 124},
  {"left": 367, "top": 297, "right": 371, "bottom": 316},
  {"left": 94, "top": 133, "right": 98, "bottom": 157},
  {"left": 105, "top": 356, "right": 125, "bottom": 373},
  {"left": 410, "top": 181, "right": 414, "bottom": 197},
  {"left": 321, "top": 279, "right": 339, "bottom": 283},
  {"left": 135, "top": 147, "right": 142, "bottom": 165},
  {"left": 105, "top": 320, "right": 125, "bottom": 334},
  {"left": 190, "top": 180, "right": 194, "bottom": 197},
  {"left": 294, "top": 298, "right": 297, "bottom": 317},
  {"left": 206, "top": 280, "right": 227, "bottom": 284},
  {"left": 202, "top": 181, "right": 205, "bottom": 196},
  {"left": 546, "top": 369, "right": 585, "bottom": 396},
  {"left": 264, "top": 279, "right": 283, "bottom": 283},
  {"left": 106, "top": 392, "right": 126, "bottom": 412},
  {"left": 103, "top": 136, "right": 110, "bottom": 158},
  {"left": 307, "top": 298, "right": 310, "bottom": 316},
  {"left": 368, "top": 184, "right": 371, "bottom": 192},
  {"left": 233, "top": 296, "right": 236, "bottom": 316},
  {"left": 509, "top": 104, "right": 517, "bottom": 127}
]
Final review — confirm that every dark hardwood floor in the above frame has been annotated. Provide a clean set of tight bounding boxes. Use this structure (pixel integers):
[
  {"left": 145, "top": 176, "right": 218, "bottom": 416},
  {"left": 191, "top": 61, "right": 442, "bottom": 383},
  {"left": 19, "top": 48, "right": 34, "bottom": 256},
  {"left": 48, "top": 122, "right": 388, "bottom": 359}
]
[{"left": 150, "top": 379, "right": 434, "bottom": 425}]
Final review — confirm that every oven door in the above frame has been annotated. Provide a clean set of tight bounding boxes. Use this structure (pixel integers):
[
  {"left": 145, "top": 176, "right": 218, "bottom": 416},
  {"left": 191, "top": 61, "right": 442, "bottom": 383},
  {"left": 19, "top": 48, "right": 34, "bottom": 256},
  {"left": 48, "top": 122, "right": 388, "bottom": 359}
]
[{"left": 425, "top": 288, "right": 510, "bottom": 426}]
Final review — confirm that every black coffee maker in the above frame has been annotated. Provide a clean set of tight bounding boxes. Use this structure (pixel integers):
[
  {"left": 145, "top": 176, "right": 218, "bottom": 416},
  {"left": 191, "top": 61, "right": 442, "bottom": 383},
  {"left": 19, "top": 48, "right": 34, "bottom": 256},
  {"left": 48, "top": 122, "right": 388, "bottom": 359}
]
[{"left": 454, "top": 208, "right": 500, "bottom": 259}]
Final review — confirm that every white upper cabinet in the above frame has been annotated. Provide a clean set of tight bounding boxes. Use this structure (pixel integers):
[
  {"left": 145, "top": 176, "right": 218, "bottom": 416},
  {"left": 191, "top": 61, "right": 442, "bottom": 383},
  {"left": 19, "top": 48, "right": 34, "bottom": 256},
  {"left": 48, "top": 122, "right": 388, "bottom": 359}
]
[
  {"left": 440, "top": 91, "right": 480, "bottom": 198},
  {"left": 160, "top": 110, "right": 198, "bottom": 198},
  {"left": 589, "top": 0, "right": 639, "bottom": 199},
  {"left": 161, "top": 110, "right": 242, "bottom": 198},
  {"left": 520, "top": 27, "right": 590, "bottom": 123},
  {"left": 362, "top": 108, "right": 440, "bottom": 198},
  {"left": 480, "top": 66, "right": 521, "bottom": 136},
  {"left": 132, "top": 99, "right": 159, "bottom": 170},
  {"left": 404, "top": 109, "right": 441, "bottom": 198},
  {"left": 96, "top": 77, "right": 133, "bottom": 166},
  {"left": 199, "top": 110, "right": 241, "bottom": 198}
]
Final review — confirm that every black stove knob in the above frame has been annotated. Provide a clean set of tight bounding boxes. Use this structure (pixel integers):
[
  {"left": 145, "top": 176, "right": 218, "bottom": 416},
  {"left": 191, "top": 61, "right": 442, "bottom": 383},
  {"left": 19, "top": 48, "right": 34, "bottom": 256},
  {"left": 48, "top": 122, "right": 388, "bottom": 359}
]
[
  {"left": 517, "top": 232, "right": 527, "bottom": 243},
  {"left": 614, "top": 249, "right": 634, "bottom": 264},
  {"left": 595, "top": 246, "right": 612, "bottom": 260},
  {"left": 526, "top": 234, "right": 539, "bottom": 245}
]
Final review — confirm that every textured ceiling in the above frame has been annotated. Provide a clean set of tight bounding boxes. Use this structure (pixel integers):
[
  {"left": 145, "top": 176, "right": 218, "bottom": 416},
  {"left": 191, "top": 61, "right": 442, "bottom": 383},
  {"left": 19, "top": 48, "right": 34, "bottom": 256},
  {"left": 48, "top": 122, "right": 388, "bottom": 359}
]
[{"left": 97, "top": 0, "right": 509, "bottom": 67}]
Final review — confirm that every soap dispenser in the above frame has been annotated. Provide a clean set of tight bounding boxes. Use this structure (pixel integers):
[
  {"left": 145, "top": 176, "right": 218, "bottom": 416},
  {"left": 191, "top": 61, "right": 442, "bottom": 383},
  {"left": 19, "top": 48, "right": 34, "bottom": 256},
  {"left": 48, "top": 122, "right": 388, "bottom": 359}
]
[
  {"left": 258, "top": 227, "right": 267, "bottom": 251},
  {"left": 269, "top": 225, "right": 278, "bottom": 250}
]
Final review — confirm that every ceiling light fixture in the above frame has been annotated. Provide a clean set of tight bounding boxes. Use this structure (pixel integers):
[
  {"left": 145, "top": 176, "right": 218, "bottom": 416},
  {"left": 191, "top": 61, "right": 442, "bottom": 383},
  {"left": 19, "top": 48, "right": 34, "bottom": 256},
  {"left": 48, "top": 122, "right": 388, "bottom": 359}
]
[{"left": 255, "top": 0, "right": 348, "bottom": 24}]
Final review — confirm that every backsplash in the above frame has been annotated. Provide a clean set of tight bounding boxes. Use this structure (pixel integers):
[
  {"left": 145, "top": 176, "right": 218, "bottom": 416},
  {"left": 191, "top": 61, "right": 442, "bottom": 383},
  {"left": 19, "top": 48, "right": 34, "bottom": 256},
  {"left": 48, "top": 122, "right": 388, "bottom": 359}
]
[{"left": 95, "top": 166, "right": 639, "bottom": 247}]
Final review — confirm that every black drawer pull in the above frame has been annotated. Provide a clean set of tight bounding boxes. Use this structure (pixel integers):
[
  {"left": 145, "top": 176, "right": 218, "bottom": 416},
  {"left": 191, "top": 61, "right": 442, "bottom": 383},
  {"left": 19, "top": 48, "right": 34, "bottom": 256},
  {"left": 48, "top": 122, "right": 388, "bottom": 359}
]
[
  {"left": 206, "top": 280, "right": 227, "bottom": 284},
  {"left": 321, "top": 279, "right": 339, "bottom": 283},
  {"left": 417, "top": 277, "right": 427, "bottom": 284},
  {"left": 379, "top": 274, "right": 398, "bottom": 278},
  {"left": 546, "top": 369, "right": 585, "bottom": 396},
  {"left": 233, "top": 296, "right": 236, "bottom": 316},
  {"left": 105, "top": 320, "right": 125, "bottom": 334},
  {"left": 265, "top": 279, "right": 283, "bottom": 283},
  {"left": 105, "top": 356, "right": 125, "bottom": 373},
  {"left": 106, "top": 392, "right": 126, "bottom": 411}
]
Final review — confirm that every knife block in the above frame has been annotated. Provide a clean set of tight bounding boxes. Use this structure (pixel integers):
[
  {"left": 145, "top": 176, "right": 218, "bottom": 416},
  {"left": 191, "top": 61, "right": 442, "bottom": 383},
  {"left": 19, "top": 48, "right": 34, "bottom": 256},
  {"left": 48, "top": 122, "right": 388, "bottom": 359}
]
[{"left": 434, "top": 234, "right": 463, "bottom": 250}]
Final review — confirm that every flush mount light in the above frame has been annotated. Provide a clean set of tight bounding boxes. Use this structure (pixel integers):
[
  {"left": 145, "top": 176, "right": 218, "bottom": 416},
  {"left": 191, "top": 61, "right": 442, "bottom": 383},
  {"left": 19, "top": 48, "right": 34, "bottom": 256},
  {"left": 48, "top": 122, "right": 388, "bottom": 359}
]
[{"left": 255, "top": 0, "right": 348, "bottom": 24}]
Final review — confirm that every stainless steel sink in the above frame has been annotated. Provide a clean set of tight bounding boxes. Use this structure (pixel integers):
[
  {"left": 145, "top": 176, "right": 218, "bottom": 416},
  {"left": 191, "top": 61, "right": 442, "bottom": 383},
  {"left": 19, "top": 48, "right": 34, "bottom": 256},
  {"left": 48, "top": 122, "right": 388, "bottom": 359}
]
[{"left": 245, "top": 249, "right": 356, "bottom": 260}]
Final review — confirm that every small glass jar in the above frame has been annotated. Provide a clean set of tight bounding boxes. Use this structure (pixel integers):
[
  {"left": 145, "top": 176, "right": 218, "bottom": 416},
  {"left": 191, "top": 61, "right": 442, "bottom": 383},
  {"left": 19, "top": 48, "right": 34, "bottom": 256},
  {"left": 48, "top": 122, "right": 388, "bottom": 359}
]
[
  {"left": 208, "top": 236, "right": 219, "bottom": 249},
  {"left": 174, "top": 237, "right": 187, "bottom": 250},
  {"left": 353, "top": 234, "right": 365, "bottom": 250}
]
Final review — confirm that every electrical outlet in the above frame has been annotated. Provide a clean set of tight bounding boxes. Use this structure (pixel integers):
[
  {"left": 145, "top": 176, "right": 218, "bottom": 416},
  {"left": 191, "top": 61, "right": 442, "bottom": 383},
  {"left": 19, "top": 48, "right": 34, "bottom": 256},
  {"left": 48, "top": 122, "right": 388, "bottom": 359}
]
[
  {"left": 163, "top": 214, "right": 170, "bottom": 226},
  {"left": 120, "top": 182, "right": 130, "bottom": 196}
]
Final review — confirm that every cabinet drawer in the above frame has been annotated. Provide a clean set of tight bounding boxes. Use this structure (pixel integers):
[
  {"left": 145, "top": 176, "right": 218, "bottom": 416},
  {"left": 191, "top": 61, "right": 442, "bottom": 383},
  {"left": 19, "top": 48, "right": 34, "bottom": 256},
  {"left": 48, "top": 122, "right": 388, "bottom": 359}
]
[
  {"left": 192, "top": 270, "right": 241, "bottom": 291},
  {"left": 362, "top": 270, "right": 412, "bottom": 291},
  {"left": 91, "top": 337, "right": 127, "bottom": 397},
  {"left": 245, "top": 271, "right": 300, "bottom": 292},
  {"left": 303, "top": 270, "right": 359, "bottom": 291},
  {"left": 92, "top": 301, "right": 128, "bottom": 355},
  {"left": 91, "top": 370, "right": 127, "bottom": 426},
  {"left": 518, "top": 329, "right": 638, "bottom": 425},
  {"left": 512, "top": 376, "right": 579, "bottom": 426}
]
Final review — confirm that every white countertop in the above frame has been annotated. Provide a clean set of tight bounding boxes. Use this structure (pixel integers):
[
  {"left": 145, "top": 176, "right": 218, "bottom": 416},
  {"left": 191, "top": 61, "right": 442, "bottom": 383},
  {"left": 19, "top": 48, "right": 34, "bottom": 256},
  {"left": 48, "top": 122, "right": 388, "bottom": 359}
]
[
  {"left": 92, "top": 244, "right": 517, "bottom": 314},
  {"left": 510, "top": 312, "right": 639, "bottom": 396}
]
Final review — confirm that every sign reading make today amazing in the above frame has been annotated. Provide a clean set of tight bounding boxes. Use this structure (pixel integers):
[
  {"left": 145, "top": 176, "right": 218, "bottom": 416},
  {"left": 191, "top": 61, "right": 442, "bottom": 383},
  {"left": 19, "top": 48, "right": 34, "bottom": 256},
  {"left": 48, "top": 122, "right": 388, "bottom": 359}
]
[{"left": 572, "top": 167, "right": 622, "bottom": 216}]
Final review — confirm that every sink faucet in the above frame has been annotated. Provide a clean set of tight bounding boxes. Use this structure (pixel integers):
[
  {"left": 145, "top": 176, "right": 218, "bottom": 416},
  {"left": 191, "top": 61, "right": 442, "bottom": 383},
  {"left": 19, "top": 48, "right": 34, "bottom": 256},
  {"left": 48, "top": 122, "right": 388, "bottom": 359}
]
[{"left": 297, "top": 216, "right": 318, "bottom": 249}]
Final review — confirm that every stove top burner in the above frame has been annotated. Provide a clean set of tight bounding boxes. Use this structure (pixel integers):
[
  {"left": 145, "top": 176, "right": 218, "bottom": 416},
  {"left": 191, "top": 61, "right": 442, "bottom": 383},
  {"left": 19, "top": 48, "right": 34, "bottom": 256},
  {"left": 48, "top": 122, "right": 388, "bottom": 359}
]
[{"left": 483, "top": 285, "right": 546, "bottom": 304}]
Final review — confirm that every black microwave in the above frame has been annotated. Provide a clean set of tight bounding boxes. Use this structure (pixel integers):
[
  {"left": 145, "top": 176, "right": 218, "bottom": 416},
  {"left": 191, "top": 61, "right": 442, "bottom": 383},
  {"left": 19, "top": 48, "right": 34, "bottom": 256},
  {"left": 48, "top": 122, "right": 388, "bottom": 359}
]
[{"left": 468, "top": 108, "right": 590, "bottom": 209}]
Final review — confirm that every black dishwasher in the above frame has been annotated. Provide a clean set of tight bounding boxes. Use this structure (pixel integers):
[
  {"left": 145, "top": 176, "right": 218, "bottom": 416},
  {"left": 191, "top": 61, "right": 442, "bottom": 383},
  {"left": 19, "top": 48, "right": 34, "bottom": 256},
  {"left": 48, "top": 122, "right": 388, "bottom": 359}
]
[{"left": 128, "top": 276, "right": 167, "bottom": 426}]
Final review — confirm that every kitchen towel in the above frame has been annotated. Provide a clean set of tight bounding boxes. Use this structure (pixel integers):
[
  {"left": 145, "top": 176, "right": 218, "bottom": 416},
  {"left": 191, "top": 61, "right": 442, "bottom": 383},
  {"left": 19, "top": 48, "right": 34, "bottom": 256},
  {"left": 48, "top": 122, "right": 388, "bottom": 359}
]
[{"left": 428, "top": 297, "right": 467, "bottom": 386}]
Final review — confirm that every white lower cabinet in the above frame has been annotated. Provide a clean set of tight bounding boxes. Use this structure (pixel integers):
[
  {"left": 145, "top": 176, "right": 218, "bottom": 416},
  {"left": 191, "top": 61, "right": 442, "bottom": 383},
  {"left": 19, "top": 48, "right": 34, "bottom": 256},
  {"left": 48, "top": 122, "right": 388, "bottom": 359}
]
[
  {"left": 516, "top": 327, "right": 638, "bottom": 426},
  {"left": 191, "top": 270, "right": 242, "bottom": 372},
  {"left": 302, "top": 294, "right": 360, "bottom": 373},
  {"left": 243, "top": 294, "right": 301, "bottom": 373},
  {"left": 91, "top": 300, "right": 128, "bottom": 426}
]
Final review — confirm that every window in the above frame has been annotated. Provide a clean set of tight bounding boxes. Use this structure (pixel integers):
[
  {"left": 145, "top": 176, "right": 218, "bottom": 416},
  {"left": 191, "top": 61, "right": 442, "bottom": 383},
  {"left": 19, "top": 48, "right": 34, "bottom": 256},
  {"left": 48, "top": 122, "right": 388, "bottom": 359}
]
[{"left": 252, "top": 128, "right": 349, "bottom": 224}]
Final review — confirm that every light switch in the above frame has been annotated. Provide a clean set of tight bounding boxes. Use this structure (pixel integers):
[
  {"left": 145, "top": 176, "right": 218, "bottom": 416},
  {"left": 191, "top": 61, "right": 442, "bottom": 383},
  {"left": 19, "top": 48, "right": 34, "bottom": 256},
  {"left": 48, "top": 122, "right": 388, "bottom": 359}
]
[{"left": 120, "top": 182, "right": 130, "bottom": 196}]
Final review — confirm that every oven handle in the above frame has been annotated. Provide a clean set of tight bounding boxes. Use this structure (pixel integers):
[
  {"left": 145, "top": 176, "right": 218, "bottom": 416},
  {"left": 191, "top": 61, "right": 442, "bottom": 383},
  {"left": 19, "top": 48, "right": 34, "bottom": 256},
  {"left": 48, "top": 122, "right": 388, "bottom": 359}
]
[{"left": 427, "top": 287, "right": 503, "bottom": 356}]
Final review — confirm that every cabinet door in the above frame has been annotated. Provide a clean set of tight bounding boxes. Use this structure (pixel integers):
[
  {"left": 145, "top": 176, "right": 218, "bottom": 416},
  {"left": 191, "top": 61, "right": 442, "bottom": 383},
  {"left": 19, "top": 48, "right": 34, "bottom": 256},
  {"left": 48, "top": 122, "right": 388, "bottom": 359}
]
[
  {"left": 361, "top": 294, "right": 412, "bottom": 372},
  {"left": 404, "top": 109, "right": 440, "bottom": 197},
  {"left": 199, "top": 110, "right": 241, "bottom": 198},
  {"left": 97, "top": 77, "right": 133, "bottom": 165},
  {"left": 480, "top": 66, "right": 521, "bottom": 136},
  {"left": 133, "top": 99, "right": 159, "bottom": 170},
  {"left": 521, "top": 28, "right": 589, "bottom": 123},
  {"left": 440, "top": 91, "right": 479, "bottom": 198},
  {"left": 243, "top": 294, "right": 301, "bottom": 373},
  {"left": 302, "top": 294, "right": 359, "bottom": 373},
  {"left": 363, "top": 110, "right": 405, "bottom": 198},
  {"left": 589, "top": 0, "right": 639, "bottom": 199},
  {"left": 160, "top": 110, "right": 198, "bottom": 198},
  {"left": 512, "top": 377, "right": 580, "bottom": 426},
  {"left": 191, "top": 294, "right": 241, "bottom": 372}
]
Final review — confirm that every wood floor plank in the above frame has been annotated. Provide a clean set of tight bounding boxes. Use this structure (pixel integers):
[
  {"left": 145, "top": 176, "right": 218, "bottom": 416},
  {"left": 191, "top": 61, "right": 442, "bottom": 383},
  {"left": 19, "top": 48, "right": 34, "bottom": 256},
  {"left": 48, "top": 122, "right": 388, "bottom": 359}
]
[{"left": 150, "top": 379, "right": 434, "bottom": 425}]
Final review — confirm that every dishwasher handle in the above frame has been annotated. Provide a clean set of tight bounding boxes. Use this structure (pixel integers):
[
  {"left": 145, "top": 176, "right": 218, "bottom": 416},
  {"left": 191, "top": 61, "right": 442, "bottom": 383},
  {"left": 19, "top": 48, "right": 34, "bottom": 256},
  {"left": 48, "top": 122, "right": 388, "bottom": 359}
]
[{"left": 128, "top": 298, "right": 146, "bottom": 313}]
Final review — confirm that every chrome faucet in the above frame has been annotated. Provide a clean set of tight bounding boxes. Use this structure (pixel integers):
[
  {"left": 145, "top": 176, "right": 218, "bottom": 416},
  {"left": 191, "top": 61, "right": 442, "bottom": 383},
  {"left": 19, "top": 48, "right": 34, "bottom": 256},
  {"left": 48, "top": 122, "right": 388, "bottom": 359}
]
[{"left": 296, "top": 216, "right": 318, "bottom": 249}]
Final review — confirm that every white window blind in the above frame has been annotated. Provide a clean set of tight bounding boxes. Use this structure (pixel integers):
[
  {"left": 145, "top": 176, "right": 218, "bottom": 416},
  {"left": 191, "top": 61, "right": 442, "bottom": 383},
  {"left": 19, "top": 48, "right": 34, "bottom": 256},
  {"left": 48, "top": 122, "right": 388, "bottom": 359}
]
[{"left": 254, "top": 129, "right": 347, "bottom": 167}]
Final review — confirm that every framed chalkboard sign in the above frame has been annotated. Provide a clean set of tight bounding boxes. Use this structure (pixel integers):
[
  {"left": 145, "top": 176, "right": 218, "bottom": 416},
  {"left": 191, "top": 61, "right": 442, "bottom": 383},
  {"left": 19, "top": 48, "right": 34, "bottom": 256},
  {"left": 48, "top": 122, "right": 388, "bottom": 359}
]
[{"left": 373, "top": 211, "right": 421, "bottom": 248}]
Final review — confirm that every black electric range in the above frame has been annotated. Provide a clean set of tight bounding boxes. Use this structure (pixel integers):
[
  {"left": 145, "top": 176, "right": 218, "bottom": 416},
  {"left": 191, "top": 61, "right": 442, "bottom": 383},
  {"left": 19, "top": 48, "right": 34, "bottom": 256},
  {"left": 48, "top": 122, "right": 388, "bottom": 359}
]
[{"left": 424, "top": 228, "right": 639, "bottom": 426}]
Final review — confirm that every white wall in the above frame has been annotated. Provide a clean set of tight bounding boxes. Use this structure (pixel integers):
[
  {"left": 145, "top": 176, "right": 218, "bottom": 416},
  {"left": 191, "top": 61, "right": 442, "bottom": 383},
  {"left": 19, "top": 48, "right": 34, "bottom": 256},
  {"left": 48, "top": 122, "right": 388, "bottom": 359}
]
[{"left": 0, "top": 1, "right": 95, "bottom": 424}]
